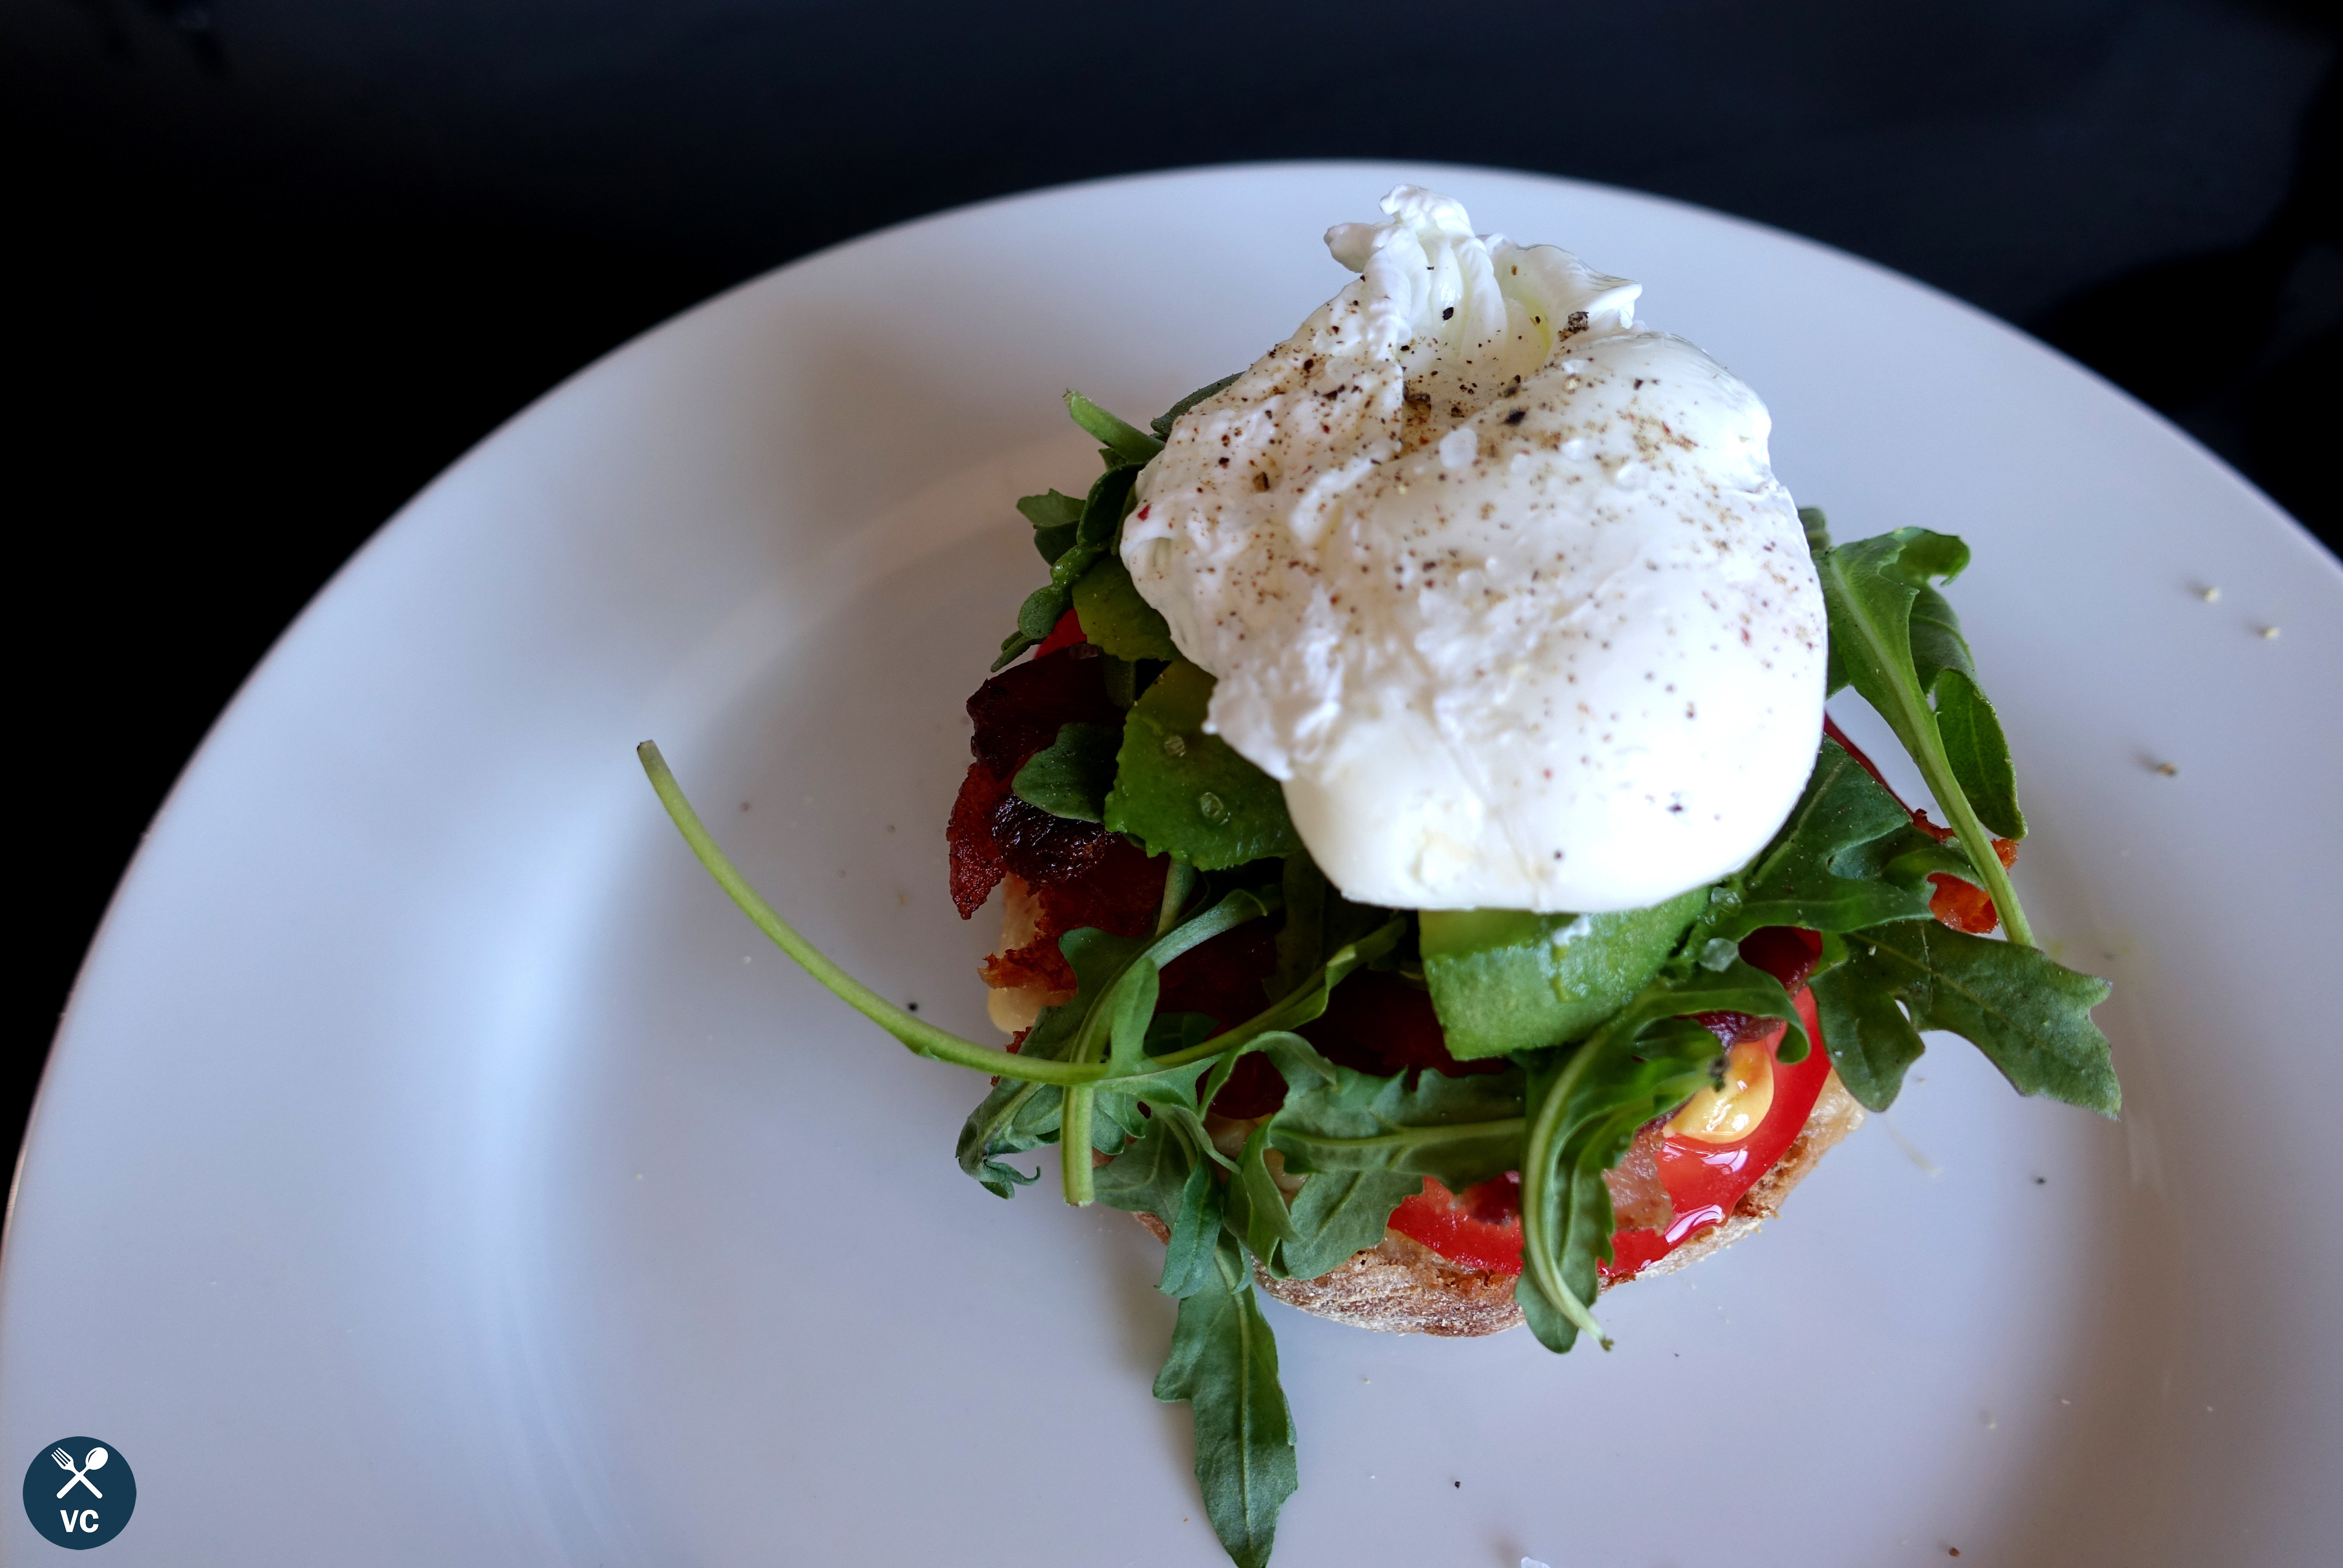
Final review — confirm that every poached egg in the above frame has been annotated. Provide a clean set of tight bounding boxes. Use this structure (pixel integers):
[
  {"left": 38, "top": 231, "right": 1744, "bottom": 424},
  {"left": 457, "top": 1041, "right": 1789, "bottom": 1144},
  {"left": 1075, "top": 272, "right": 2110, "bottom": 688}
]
[{"left": 1120, "top": 185, "right": 1825, "bottom": 913}]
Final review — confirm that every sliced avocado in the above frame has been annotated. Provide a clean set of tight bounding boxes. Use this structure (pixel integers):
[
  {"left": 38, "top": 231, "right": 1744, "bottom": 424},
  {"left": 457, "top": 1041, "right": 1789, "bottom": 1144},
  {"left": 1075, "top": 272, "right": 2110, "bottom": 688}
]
[{"left": 1420, "top": 886, "right": 1711, "bottom": 1060}]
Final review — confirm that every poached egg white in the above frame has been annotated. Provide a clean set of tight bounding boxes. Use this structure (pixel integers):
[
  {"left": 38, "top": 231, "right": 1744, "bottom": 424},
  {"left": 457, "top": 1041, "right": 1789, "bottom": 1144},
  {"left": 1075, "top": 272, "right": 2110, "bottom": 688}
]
[{"left": 1120, "top": 185, "right": 1825, "bottom": 913}]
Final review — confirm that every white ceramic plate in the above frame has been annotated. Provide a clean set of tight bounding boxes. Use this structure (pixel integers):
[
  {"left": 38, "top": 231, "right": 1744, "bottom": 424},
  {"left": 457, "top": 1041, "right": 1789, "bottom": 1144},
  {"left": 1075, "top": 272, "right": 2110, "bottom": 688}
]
[{"left": 6, "top": 164, "right": 2339, "bottom": 1567}]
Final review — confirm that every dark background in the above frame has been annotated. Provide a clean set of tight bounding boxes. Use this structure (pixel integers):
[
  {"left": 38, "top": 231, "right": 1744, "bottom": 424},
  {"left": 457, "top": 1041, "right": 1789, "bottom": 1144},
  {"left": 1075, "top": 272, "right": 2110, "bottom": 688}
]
[{"left": 8, "top": 0, "right": 2337, "bottom": 1162}]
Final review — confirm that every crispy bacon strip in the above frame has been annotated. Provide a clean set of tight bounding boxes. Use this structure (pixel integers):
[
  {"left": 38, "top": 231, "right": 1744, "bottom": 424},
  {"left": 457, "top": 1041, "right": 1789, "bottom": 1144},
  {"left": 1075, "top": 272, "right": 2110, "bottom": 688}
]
[
  {"left": 950, "top": 632, "right": 1164, "bottom": 997},
  {"left": 947, "top": 642, "right": 1125, "bottom": 918}
]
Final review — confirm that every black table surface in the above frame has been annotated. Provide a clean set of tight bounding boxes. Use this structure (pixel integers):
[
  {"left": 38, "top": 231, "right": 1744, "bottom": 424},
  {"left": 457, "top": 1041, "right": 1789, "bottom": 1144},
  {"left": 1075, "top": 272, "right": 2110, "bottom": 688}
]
[{"left": 9, "top": 0, "right": 2337, "bottom": 1166}]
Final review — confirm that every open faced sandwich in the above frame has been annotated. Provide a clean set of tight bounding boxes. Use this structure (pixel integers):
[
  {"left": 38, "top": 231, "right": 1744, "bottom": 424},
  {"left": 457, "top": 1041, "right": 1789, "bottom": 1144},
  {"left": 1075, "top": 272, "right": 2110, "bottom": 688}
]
[{"left": 641, "top": 185, "right": 2120, "bottom": 1568}]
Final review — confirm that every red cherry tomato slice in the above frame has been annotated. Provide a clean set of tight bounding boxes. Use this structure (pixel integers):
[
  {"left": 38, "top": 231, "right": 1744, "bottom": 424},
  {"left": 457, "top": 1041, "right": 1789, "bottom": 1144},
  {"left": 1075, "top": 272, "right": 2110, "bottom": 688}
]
[{"left": 1603, "top": 984, "right": 1829, "bottom": 1280}]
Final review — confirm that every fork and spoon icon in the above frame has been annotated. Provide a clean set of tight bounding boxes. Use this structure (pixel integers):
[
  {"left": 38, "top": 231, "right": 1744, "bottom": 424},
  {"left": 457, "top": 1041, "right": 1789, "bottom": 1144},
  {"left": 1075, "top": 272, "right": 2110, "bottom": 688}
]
[{"left": 53, "top": 1445, "right": 107, "bottom": 1499}]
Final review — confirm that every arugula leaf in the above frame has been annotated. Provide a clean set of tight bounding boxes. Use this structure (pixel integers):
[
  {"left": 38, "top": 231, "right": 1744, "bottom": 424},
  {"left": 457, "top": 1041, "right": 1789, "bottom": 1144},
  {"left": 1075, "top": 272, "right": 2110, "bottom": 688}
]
[
  {"left": 1932, "top": 668, "right": 2025, "bottom": 843},
  {"left": 1061, "top": 890, "right": 1276, "bottom": 1202},
  {"left": 1153, "top": 373, "right": 1240, "bottom": 440},
  {"left": 1802, "top": 508, "right": 1850, "bottom": 694},
  {"left": 1811, "top": 921, "right": 2119, "bottom": 1114},
  {"left": 1189, "top": 1006, "right": 1343, "bottom": 1143},
  {"left": 1093, "top": 1075, "right": 1232, "bottom": 1298},
  {"left": 1106, "top": 950, "right": 1165, "bottom": 1075},
  {"left": 1514, "top": 1016, "right": 1722, "bottom": 1352},
  {"left": 1224, "top": 1122, "right": 1304, "bottom": 1265},
  {"left": 1011, "top": 722, "right": 1123, "bottom": 822},
  {"left": 1905, "top": 577, "right": 2026, "bottom": 842},
  {"left": 1096, "top": 927, "right": 1404, "bottom": 1263},
  {"left": 1090, "top": 1048, "right": 1206, "bottom": 1153},
  {"left": 1162, "top": 1155, "right": 1233, "bottom": 1298},
  {"left": 1703, "top": 738, "right": 1936, "bottom": 940},
  {"left": 1066, "top": 390, "right": 1167, "bottom": 467},
  {"left": 1804, "top": 958, "right": 1924, "bottom": 1115},
  {"left": 1264, "top": 918, "right": 1405, "bottom": 1031},
  {"left": 1247, "top": 1029, "right": 1341, "bottom": 1098},
  {"left": 1268, "top": 1053, "right": 1527, "bottom": 1279},
  {"left": 954, "top": 1075, "right": 1058, "bottom": 1197},
  {"left": 955, "top": 925, "right": 1150, "bottom": 1196},
  {"left": 1277, "top": 1166, "right": 1416, "bottom": 1282},
  {"left": 1075, "top": 462, "right": 1129, "bottom": 549},
  {"left": 1131, "top": 1010, "right": 1522, "bottom": 1290},
  {"left": 1810, "top": 525, "right": 2033, "bottom": 940},
  {"left": 1660, "top": 959, "right": 1811, "bottom": 1054},
  {"left": 1104, "top": 894, "right": 1272, "bottom": 1069},
  {"left": 1153, "top": 1235, "right": 1298, "bottom": 1568},
  {"left": 1072, "top": 554, "right": 1181, "bottom": 661},
  {"left": 953, "top": 891, "right": 1273, "bottom": 1202},
  {"left": 1041, "top": 927, "right": 1156, "bottom": 1070},
  {"left": 1097, "top": 1033, "right": 1339, "bottom": 1299},
  {"left": 1105, "top": 662, "right": 1303, "bottom": 868},
  {"left": 1270, "top": 1060, "right": 1527, "bottom": 1188},
  {"left": 1089, "top": 1100, "right": 1195, "bottom": 1215},
  {"left": 994, "top": 463, "right": 1141, "bottom": 670},
  {"left": 1099, "top": 652, "right": 1141, "bottom": 710},
  {"left": 1018, "top": 488, "right": 1086, "bottom": 566},
  {"left": 1510, "top": 955, "right": 1805, "bottom": 1352},
  {"left": 1828, "top": 812, "right": 1976, "bottom": 890}
]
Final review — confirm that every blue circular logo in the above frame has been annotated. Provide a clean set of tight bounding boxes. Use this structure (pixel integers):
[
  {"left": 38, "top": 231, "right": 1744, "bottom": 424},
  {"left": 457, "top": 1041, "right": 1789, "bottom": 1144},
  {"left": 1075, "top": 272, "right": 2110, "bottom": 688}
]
[{"left": 22, "top": 1439, "right": 135, "bottom": 1549}]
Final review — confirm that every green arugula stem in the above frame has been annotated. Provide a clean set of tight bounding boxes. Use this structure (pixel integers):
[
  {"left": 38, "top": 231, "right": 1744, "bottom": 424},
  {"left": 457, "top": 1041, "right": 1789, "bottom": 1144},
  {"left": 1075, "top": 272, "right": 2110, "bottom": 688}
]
[
  {"left": 1152, "top": 1012, "right": 1286, "bottom": 1072},
  {"left": 1061, "top": 1087, "right": 1097, "bottom": 1207},
  {"left": 1065, "top": 390, "right": 1165, "bottom": 465},
  {"left": 641, "top": 741, "right": 1109, "bottom": 1086},
  {"left": 1517, "top": 1035, "right": 1614, "bottom": 1348},
  {"left": 1069, "top": 890, "right": 1268, "bottom": 1072},
  {"left": 642, "top": 744, "right": 1303, "bottom": 1110},
  {"left": 1857, "top": 675, "right": 2036, "bottom": 948},
  {"left": 645, "top": 743, "right": 1400, "bottom": 1218},
  {"left": 1157, "top": 859, "right": 1199, "bottom": 937},
  {"left": 1148, "top": 919, "right": 1407, "bottom": 1073},
  {"left": 1062, "top": 888, "right": 1257, "bottom": 1208},
  {"left": 1929, "top": 768, "right": 2033, "bottom": 949}
]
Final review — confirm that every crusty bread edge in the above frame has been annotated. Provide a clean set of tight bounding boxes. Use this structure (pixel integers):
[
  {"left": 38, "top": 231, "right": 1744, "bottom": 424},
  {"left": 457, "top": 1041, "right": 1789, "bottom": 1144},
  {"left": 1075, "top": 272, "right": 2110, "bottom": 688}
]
[{"left": 1135, "top": 1070, "right": 1866, "bottom": 1336}]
